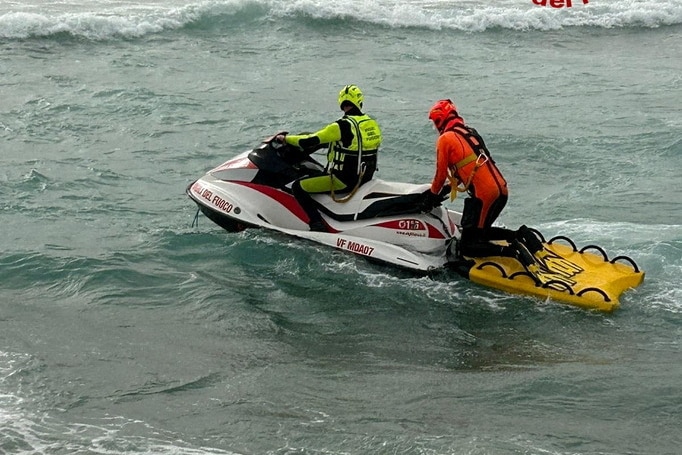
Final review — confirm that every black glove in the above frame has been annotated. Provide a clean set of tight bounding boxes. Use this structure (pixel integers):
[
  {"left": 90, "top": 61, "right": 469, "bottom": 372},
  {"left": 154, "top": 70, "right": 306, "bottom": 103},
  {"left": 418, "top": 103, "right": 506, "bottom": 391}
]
[{"left": 419, "top": 190, "right": 442, "bottom": 213}]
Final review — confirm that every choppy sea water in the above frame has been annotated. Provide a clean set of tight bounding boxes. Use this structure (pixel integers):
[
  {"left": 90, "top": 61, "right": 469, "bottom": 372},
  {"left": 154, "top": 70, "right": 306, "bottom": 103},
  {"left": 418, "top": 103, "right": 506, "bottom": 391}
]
[{"left": 1, "top": 1, "right": 681, "bottom": 454}]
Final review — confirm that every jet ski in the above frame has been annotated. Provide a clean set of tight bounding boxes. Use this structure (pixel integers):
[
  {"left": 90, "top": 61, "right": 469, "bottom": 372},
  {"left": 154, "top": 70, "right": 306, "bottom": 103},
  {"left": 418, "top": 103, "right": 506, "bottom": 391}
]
[
  {"left": 186, "top": 133, "right": 460, "bottom": 272},
  {"left": 187, "top": 133, "right": 644, "bottom": 312}
]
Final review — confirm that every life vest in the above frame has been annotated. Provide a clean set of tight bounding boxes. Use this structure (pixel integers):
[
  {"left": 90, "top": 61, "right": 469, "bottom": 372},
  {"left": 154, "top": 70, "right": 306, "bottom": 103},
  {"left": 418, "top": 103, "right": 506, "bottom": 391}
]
[{"left": 328, "top": 114, "right": 381, "bottom": 182}]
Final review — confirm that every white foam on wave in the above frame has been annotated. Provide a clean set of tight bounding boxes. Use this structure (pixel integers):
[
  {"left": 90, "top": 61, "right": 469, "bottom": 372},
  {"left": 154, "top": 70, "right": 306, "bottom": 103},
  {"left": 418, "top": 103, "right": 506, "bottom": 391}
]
[
  {"left": 277, "top": 0, "right": 682, "bottom": 31},
  {"left": 1, "top": 350, "right": 240, "bottom": 454},
  {"left": 0, "top": 10, "right": 186, "bottom": 39},
  {"left": 1, "top": 0, "right": 680, "bottom": 40}
]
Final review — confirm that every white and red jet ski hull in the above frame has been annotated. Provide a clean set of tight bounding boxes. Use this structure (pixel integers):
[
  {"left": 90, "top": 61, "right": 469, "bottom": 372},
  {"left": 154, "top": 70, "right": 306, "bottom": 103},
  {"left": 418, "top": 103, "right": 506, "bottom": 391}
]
[{"left": 187, "top": 142, "right": 461, "bottom": 272}]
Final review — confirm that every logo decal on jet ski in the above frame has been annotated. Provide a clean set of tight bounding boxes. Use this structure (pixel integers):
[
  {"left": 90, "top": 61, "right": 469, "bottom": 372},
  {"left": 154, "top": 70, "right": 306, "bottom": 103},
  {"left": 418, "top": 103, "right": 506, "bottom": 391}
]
[
  {"left": 191, "top": 181, "right": 203, "bottom": 194},
  {"left": 337, "top": 238, "right": 375, "bottom": 257},
  {"left": 398, "top": 219, "right": 424, "bottom": 231},
  {"left": 191, "top": 182, "right": 234, "bottom": 213},
  {"left": 210, "top": 194, "right": 234, "bottom": 213},
  {"left": 190, "top": 181, "right": 213, "bottom": 203},
  {"left": 373, "top": 219, "right": 430, "bottom": 238}
]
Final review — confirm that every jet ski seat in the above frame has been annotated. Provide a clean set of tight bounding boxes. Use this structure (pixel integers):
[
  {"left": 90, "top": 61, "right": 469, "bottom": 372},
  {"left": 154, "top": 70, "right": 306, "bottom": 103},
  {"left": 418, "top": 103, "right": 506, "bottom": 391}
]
[{"left": 316, "top": 180, "right": 435, "bottom": 222}]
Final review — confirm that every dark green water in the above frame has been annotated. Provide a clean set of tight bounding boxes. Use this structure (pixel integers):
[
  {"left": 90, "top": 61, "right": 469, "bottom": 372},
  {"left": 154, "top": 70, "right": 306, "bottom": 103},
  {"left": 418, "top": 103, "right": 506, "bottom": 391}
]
[{"left": 1, "top": 2, "right": 681, "bottom": 454}]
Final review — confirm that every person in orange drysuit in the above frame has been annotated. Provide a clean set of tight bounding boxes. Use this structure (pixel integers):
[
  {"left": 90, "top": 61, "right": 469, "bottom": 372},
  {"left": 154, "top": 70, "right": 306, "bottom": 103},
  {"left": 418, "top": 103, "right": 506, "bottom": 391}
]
[{"left": 422, "top": 99, "right": 542, "bottom": 261}]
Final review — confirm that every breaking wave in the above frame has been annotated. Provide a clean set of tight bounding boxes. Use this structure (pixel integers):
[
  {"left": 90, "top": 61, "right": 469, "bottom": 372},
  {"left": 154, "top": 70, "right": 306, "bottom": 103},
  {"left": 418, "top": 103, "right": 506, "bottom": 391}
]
[{"left": 1, "top": 0, "right": 681, "bottom": 40}]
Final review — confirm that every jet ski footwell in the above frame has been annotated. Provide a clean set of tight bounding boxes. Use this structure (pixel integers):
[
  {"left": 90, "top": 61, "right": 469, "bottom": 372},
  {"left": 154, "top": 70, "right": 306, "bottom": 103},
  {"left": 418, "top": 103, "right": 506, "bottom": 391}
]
[{"left": 450, "top": 234, "right": 645, "bottom": 312}]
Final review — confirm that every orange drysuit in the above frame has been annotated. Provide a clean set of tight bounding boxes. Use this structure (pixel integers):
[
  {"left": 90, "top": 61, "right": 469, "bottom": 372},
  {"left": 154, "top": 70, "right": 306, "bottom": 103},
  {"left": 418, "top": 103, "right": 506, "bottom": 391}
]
[{"left": 430, "top": 120, "right": 508, "bottom": 229}]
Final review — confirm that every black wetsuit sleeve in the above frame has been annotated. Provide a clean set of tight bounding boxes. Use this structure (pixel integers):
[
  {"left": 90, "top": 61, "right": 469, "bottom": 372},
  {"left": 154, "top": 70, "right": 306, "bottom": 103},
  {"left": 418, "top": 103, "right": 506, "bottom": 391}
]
[{"left": 336, "top": 119, "right": 354, "bottom": 148}]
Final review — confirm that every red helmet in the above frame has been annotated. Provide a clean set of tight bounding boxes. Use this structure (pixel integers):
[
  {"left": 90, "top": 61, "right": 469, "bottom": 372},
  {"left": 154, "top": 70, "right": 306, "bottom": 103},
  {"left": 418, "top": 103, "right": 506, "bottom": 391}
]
[{"left": 428, "top": 99, "right": 458, "bottom": 131}]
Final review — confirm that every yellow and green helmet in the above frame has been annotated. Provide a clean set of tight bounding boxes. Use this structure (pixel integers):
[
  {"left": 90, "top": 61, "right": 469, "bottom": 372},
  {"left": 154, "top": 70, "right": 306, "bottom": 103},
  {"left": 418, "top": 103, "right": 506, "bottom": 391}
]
[{"left": 338, "top": 84, "right": 363, "bottom": 109}]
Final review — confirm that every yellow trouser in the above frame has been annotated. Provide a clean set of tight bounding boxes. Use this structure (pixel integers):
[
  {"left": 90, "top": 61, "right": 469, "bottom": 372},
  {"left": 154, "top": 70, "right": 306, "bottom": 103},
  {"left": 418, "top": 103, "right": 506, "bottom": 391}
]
[{"left": 298, "top": 174, "right": 349, "bottom": 194}]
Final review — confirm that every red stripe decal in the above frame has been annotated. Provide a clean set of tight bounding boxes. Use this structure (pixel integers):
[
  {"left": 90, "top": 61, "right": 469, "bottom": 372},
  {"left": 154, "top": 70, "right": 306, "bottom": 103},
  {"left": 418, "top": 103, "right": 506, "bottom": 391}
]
[{"left": 236, "top": 182, "right": 309, "bottom": 222}]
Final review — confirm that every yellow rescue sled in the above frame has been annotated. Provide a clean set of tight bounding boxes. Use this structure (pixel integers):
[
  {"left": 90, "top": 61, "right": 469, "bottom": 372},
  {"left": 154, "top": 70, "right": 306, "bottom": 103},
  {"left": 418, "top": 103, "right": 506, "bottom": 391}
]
[{"left": 452, "top": 233, "right": 645, "bottom": 312}]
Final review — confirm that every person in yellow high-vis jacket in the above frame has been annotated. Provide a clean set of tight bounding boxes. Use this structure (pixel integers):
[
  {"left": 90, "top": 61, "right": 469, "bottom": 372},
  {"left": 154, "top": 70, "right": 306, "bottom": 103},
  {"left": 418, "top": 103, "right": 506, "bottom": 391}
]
[{"left": 276, "top": 85, "right": 382, "bottom": 232}]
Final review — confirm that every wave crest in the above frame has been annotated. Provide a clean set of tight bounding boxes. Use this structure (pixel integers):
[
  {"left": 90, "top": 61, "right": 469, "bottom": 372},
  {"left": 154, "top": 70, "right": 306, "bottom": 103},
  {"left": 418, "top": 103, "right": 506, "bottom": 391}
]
[{"left": 1, "top": 0, "right": 680, "bottom": 40}]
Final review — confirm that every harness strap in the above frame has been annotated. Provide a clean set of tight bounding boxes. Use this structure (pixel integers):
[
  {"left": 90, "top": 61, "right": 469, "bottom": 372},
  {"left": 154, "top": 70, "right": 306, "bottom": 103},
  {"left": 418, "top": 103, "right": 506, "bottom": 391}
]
[
  {"left": 332, "top": 117, "right": 379, "bottom": 161},
  {"left": 330, "top": 163, "right": 366, "bottom": 203},
  {"left": 454, "top": 153, "right": 477, "bottom": 170},
  {"left": 347, "top": 116, "right": 363, "bottom": 175},
  {"left": 447, "top": 152, "right": 489, "bottom": 201},
  {"left": 443, "top": 124, "right": 495, "bottom": 201},
  {"left": 451, "top": 125, "right": 493, "bottom": 161}
]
